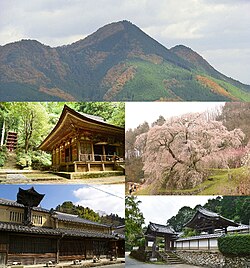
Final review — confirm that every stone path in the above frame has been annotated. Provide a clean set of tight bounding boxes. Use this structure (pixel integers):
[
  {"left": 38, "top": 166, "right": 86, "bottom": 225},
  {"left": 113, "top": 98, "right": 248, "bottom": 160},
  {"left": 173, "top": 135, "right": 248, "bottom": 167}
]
[{"left": 125, "top": 253, "right": 202, "bottom": 268}]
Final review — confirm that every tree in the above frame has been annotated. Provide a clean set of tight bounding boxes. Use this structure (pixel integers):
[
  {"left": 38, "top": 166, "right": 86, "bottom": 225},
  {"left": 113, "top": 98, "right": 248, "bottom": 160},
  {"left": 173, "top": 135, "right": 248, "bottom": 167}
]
[
  {"left": 140, "top": 113, "right": 245, "bottom": 190},
  {"left": 55, "top": 201, "right": 101, "bottom": 223},
  {"left": 151, "top": 115, "right": 166, "bottom": 127},
  {"left": 9, "top": 103, "right": 50, "bottom": 153},
  {"left": 217, "top": 102, "right": 250, "bottom": 144},
  {"left": 75, "top": 102, "right": 125, "bottom": 127},
  {"left": 167, "top": 206, "right": 194, "bottom": 232},
  {"left": 125, "top": 196, "right": 145, "bottom": 249}
]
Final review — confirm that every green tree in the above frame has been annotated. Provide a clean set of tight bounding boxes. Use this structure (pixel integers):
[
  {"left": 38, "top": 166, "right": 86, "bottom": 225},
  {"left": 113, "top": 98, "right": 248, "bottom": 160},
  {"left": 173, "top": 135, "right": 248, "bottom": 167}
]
[
  {"left": 125, "top": 196, "right": 145, "bottom": 249},
  {"left": 75, "top": 102, "right": 125, "bottom": 127},
  {"left": 167, "top": 206, "right": 194, "bottom": 232},
  {"left": 55, "top": 201, "right": 101, "bottom": 223},
  {"left": 9, "top": 102, "right": 50, "bottom": 153}
]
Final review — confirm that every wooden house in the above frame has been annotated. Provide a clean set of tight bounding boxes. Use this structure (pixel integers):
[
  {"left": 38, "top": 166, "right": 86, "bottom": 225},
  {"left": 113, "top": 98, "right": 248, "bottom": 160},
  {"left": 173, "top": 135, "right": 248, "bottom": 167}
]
[
  {"left": 0, "top": 187, "right": 124, "bottom": 266},
  {"left": 39, "top": 105, "right": 125, "bottom": 173}
]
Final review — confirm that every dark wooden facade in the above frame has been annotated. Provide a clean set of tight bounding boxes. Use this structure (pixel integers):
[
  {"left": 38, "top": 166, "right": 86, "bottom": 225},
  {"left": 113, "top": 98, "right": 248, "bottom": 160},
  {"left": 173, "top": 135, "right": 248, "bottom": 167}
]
[
  {"left": 0, "top": 197, "right": 124, "bottom": 265},
  {"left": 145, "top": 222, "right": 178, "bottom": 255},
  {"left": 184, "top": 207, "right": 239, "bottom": 234},
  {"left": 39, "top": 105, "right": 125, "bottom": 173}
]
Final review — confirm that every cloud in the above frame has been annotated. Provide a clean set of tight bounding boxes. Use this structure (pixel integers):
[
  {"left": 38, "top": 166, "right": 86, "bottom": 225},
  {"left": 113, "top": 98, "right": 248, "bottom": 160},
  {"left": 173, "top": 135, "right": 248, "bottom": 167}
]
[
  {"left": 0, "top": 0, "right": 249, "bottom": 83},
  {"left": 138, "top": 196, "right": 215, "bottom": 226},
  {"left": 73, "top": 185, "right": 125, "bottom": 217}
]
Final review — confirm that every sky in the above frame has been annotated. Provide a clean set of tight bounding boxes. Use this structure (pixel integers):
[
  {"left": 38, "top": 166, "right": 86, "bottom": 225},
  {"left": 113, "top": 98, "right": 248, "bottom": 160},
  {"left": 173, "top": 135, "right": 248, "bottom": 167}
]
[
  {"left": 0, "top": 184, "right": 125, "bottom": 217},
  {"left": 0, "top": 0, "right": 250, "bottom": 84},
  {"left": 125, "top": 102, "right": 224, "bottom": 130},
  {"left": 137, "top": 195, "right": 217, "bottom": 226}
]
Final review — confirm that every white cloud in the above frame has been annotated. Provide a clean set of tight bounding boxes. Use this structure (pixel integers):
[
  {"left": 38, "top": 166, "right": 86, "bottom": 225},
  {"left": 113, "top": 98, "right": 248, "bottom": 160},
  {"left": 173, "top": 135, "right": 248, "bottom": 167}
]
[
  {"left": 138, "top": 195, "right": 216, "bottom": 226},
  {"left": 73, "top": 185, "right": 125, "bottom": 217},
  {"left": 0, "top": 0, "right": 250, "bottom": 83}
]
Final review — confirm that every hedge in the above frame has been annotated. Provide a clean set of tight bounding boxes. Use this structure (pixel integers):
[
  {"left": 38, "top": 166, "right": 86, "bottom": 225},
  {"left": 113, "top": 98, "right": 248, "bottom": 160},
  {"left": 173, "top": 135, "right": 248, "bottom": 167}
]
[{"left": 218, "top": 234, "right": 250, "bottom": 256}]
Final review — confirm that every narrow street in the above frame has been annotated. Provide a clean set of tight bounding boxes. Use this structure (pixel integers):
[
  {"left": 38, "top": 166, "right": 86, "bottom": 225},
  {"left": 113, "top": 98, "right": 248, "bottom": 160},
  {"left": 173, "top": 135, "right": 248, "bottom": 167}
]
[{"left": 125, "top": 253, "right": 202, "bottom": 268}]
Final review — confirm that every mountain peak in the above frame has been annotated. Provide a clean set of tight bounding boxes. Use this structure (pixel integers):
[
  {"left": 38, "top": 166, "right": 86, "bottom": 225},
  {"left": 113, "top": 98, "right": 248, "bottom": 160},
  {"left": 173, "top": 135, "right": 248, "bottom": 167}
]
[{"left": 0, "top": 21, "right": 249, "bottom": 101}]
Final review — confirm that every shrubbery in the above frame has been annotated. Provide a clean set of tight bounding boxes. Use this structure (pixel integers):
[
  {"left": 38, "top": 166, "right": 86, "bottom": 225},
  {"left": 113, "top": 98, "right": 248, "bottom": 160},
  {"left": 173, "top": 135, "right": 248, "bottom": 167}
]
[
  {"left": 16, "top": 150, "right": 51, "bottom": 170},
  {"left": 218, "top": 234, "right": 250, "bottom": 256}
]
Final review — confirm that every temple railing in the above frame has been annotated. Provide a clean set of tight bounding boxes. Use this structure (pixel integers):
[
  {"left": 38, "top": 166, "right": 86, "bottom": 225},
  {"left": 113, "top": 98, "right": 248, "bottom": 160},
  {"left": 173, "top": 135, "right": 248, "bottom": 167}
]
[{"left": 79, "top": 154, "right": 123, "bottom": 162}]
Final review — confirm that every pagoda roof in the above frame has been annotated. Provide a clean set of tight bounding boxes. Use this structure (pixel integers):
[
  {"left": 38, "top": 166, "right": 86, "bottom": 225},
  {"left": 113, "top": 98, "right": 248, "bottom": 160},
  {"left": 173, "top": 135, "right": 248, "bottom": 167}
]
[
  {"left": 39, "top": 105, "right": 124, "bottom": 151},
  {"left": 145, "top": 222, "right": 177, "bottom": 238},
  {"left": 184, "top": 207, "right": 239, "bottom": 231},
  {"left": 17, "top": 187, "right": 45, "bottom": 207}
]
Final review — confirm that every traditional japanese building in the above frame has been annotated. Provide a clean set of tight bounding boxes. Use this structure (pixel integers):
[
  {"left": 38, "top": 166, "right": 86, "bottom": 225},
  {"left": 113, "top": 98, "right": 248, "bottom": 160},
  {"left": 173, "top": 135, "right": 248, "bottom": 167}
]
[
  {"left": 175, "top": 207, "right": 240, "bottom": 251},
  {"left": 0, "top": 187, "right": 124, "bottom": 266},
  {"left": 39, "top": 105, "right": 125, "bottom": 173},
  {"left": 145, "top": 222, "right": 178, "bottom": 252},
  {"left": 184, "top": 207, "right": 239, "bottom": 234}
]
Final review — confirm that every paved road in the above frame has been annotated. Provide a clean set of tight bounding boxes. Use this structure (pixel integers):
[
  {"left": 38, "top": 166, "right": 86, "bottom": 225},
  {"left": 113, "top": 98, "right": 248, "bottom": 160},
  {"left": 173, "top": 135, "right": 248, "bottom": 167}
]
[
  {"left": 98, "top": 264, "right": 125, "bottom": 268},
  {"left": 125, "top": 253, "right": 202, "bottom": 268}
]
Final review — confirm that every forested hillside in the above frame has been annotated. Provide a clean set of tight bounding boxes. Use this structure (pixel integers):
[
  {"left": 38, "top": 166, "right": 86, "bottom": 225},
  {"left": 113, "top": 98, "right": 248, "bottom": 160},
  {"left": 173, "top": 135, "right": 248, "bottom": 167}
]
[
  {"left": 55, "top": 201, "right": 125, "bottom": 226},
  {"left": 1, "top": 21, "right": 250, "bottom": 101}
]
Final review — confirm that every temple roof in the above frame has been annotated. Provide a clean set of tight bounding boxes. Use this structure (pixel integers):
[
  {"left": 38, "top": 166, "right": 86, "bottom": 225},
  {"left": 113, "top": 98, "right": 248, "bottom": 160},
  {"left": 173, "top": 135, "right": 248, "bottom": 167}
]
[
  {"left": 176, "top": 233, "right": 223, "bottom": 242},
  {"left": 184, "top": 207, "right": 239, "bottom": 232},
  {"left": 39, "top": 105, "right": 124, "bottom": 151},
  {"left": 0, "top": 221, "right": 116, "bottom": 239},
  {"left": 53, "top": 211, "right": 110, "bottom": 228},
  {"left": 17, "top": 187, "right": 45, "bottom": 207},
  {"left": 0, "top": 198, "right": 48, "bottom": 213},
  {"left": 145, "top": 222, "right": 177, "bottom": 238}
]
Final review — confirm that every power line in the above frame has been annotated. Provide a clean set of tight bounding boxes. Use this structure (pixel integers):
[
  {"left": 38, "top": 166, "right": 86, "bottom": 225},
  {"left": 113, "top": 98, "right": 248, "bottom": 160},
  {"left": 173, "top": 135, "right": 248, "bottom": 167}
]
[{"left": 86, "top": 185, "right": 124, "bottom": 200}]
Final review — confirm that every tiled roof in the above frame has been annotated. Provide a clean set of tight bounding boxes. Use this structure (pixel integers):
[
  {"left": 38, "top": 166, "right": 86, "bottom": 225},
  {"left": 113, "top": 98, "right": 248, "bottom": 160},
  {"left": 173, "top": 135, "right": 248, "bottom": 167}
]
[
  {"left": 0, "top": 221, "right": 60, "bottom": 235},
  {"left": 197, "top": 207, "right": 220, "bottom": 217},
  {"left": 185, "top": 207, "right": 239, "bottom": 229},
  {"left": 176, "top": 233, "right": 223, "bottom": 242},
  {"left": 0, "top": 198, "right": 49, "bottom": 213},
  {"left": 57, "top": 228, "right": 115, "bottom": 239},
  {"left": 0, "top": 221, "right": 117, "bottom": 239},
  {"left": 53, "top": 211, "right": 110, "bottom": 228},
  {"left": 148, "top": 222, "right": 176, "bottom": 234}
]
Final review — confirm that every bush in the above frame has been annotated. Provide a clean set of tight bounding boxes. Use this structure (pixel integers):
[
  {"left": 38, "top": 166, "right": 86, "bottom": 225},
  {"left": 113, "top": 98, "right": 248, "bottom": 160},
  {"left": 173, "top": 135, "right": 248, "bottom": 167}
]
[
  {"left": 16, "top": 151, "right": 32, "bottom": 168},
  {"left": 16, "top": 150, "right": 51, "bottom": 170},
  {"left": 218, "top": 234, "right": 250, "bottom": 256},
  {"left": 31, "top": 151, "right": 51, "bottom": 170}
]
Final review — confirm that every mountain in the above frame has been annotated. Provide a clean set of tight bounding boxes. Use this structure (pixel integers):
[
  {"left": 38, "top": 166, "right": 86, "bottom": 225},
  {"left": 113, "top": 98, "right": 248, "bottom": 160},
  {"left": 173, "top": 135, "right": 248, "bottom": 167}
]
[{"left": 0, "top": 20, "right": 250, "bottom": 101}]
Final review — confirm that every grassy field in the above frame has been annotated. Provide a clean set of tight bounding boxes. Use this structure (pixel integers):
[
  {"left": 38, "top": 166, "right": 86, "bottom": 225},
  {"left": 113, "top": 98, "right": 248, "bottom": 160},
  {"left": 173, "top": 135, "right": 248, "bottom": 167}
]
[{"left": 134, "top": 167, "right": 250, "bottom": 195}]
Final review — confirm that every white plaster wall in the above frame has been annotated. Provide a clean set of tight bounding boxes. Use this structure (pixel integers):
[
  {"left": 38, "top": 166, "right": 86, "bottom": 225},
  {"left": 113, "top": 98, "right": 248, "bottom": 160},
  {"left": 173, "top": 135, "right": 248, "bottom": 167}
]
[{"left": 199, "top": 239, "right": 208, "bottom": 248}]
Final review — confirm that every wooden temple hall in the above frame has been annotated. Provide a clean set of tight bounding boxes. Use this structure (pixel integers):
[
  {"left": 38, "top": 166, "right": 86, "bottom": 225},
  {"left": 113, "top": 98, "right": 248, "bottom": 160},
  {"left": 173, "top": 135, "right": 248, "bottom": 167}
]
[
  {"left": 0, "top": 187, "right": 125, "bottom": 266},
  {"left": 39, "top": 105, "right": 125, "bottom": 173}
]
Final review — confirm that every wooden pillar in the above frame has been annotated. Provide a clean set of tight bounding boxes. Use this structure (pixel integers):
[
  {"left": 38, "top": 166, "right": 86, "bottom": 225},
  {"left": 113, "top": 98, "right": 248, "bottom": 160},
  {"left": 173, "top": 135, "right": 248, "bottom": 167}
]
[
  {"left": 77, "top": 141, "right": 81, "bottom": 161},
  {"left": 56, "top": 238, "right": 60, "bottom": 263},
  {"left": 152, "top": 238, "right": 156, "bottom": 258},
  {"left": 102, "top": 145, "right": 106, "bottom": 161},
  {"left": 91, "top": 143, "right": 94, "bottom": 161}
]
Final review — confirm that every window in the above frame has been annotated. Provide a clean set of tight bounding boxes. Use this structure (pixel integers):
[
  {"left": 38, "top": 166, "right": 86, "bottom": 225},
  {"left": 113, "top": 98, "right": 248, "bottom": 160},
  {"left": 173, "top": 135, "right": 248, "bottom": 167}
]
[{"left": 9, "top": 211, "right": 23, "bottom": 223}]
